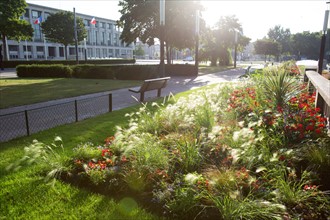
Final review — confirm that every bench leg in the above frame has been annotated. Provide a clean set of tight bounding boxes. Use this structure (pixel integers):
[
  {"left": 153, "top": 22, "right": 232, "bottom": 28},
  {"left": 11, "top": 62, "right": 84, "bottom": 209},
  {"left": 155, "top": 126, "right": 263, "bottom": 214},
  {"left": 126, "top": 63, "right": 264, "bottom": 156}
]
[
  {"left": 140, "top": 92, "right": 144, "bottom": 102},
  {"left": 157, "top": 89, "right": 161, "bottom": 97}
]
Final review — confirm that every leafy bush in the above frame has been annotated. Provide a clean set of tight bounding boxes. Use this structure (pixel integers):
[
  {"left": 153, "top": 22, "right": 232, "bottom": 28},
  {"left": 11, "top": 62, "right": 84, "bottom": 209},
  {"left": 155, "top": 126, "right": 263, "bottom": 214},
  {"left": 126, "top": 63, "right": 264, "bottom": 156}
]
[
  {"left": 72, "top": 64, "right": 115, "bottom": 79},
  {"left": 17, "top": 64, "right": 72, "bottom": 78},
  {"left": 4, "top": 59, "right": 135, "bottom": 68}
]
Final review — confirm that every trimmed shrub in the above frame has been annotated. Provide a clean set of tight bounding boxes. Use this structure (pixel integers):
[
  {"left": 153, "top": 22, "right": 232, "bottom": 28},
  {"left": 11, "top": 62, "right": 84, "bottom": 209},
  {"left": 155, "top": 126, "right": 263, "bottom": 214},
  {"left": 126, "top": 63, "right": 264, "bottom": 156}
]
[
  {"left": 17, "top": 64, "right": 72, "bottom": 78},
  {"left": 3, "top": 59, "right": 135, "bottom": 68},
  {"left": 72, "top": 65, "right": 115, "bottom": 79},
  {"left": 165, "top": 64, "right": 198, "bottom": 76},
  {"left": 114, "top": 65, "right": 159, "bottom": 80}
]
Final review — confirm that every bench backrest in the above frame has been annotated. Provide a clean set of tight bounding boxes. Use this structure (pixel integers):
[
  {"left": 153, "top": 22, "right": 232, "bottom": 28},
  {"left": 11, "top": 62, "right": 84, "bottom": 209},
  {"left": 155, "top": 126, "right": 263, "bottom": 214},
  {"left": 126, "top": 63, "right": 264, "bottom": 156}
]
[{"left": 140, "top": 77, "right": 170, "bottom": 92}]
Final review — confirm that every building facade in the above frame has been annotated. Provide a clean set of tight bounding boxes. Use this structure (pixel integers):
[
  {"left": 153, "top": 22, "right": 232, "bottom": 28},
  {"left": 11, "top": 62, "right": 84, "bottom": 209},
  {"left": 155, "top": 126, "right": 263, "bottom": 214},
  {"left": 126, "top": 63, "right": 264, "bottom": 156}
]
[{"left": 5, "top": 3, "right": 133, "bottom": 61}]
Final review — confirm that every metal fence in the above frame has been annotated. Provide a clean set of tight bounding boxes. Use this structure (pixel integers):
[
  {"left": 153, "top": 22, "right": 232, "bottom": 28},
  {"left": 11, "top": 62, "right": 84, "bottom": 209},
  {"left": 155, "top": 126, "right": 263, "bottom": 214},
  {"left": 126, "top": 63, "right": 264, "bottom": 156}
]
[{"left": 0, "top": 93, "right": 112, "bottom": 143}]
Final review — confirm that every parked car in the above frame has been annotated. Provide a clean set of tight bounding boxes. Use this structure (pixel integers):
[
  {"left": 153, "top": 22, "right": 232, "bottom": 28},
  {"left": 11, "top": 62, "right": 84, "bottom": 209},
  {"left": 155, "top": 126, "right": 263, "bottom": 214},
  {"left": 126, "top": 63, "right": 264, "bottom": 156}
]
[{"left": 183, "top": 56, "right": 193, "bottom": 61}]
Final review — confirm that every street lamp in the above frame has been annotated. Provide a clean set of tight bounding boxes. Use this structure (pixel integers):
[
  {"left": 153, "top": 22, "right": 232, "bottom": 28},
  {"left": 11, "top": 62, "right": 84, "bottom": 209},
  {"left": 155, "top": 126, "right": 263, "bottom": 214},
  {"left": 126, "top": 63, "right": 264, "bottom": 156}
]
[
  {"left": 318, "top": 1, "right": 329, "bottom": 74},
  {"left": 159, "top": 0, "right": 165, "bottom": 77},
  {"left": 195, "top": 9, "right": 200, "bottom": 69},
  {"left": 234, "top": 29, "right": 239, "bottom": 68},
  {"left": 84, "top": 38, "right": 87, "bottom": 61}
]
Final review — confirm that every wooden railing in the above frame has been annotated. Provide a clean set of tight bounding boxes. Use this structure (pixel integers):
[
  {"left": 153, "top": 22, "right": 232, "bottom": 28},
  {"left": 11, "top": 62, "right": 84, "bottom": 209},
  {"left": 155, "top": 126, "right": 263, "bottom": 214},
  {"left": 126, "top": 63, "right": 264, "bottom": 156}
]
[{"left": 306, "top": 71, "right": 330, "bottom": 120}]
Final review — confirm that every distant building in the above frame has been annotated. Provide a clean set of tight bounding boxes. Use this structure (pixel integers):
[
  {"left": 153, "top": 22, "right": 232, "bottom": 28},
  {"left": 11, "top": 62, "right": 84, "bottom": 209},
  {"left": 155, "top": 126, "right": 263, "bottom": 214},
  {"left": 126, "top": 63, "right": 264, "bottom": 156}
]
[{"left": 5, "top": 3, "right": 133, "bottom": 60}]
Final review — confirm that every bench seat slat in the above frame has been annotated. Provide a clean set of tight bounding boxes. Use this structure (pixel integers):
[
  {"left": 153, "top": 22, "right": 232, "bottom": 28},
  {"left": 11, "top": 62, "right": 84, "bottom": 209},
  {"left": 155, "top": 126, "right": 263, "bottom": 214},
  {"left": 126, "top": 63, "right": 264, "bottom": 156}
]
[{"left": 128, "top": 77, "right": 171, "bottom": 102}]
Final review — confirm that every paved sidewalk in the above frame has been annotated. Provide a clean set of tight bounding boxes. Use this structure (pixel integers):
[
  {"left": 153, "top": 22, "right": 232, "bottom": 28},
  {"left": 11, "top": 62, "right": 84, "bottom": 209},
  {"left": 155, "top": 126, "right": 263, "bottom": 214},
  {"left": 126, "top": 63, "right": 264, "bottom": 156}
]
[{"left": 0, "top": 68, "right": 245, "bottom": 115}]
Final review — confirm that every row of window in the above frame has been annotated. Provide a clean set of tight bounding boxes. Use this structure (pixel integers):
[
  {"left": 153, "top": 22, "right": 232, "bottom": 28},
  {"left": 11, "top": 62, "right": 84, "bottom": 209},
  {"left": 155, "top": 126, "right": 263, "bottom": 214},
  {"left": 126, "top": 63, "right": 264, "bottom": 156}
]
[{"left": 8, "top": 45, "right": 132, "bottom": 59}]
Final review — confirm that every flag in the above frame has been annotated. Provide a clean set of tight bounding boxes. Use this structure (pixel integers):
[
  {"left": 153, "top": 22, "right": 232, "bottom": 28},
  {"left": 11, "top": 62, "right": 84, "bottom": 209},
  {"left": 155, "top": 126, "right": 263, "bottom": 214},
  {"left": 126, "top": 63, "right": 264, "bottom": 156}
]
[
  {"left": 34, "top": 16, "right": 42, "bottom": 24},
  {"left": 90, "top": 17, "right": 96, "bottom": 25}
]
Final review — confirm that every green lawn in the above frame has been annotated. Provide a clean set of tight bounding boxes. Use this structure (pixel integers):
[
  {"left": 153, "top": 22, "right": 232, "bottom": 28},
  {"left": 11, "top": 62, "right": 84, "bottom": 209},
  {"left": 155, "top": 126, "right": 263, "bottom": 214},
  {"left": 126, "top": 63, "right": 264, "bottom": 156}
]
[{"left": 0, "top": 78, "right": 141, "bottom": 109}]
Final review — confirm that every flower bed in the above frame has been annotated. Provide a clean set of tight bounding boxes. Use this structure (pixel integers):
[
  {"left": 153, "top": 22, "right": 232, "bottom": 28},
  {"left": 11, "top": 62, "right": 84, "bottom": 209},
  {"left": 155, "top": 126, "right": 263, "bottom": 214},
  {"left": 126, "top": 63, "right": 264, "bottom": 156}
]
[{"left": 12, "top": 62, "right": 330, "bottom": 219}]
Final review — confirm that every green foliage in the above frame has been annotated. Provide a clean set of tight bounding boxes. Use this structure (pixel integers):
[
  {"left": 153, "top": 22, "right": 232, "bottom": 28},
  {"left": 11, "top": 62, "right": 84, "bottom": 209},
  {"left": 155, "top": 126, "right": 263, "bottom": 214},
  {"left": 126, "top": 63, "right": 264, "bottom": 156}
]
[
  {"left": 208, "top": 193, "right": 285, "bottom": 220},
  {"left": 200, "top": 16, "right": 250, "bottom": 66},
  {"left": 254, "top": 39, "right": 281, "bottom": 61},
  {"left": 118, "top": 0, "right": 202, "bottom": 49},
  {"left": 6, "top": 137, "right": 70, "bottom": 186},
  {"left": 72, "top": 65, "right": 115, "bottom": 79},
  {"left": 268, "top": 25, "right": 292, "bottom": 55},
  {"left": 262, "top": 66, "right": 301, "bottom": 108},
  {"left": 0, "top": 0, "right": 33, "bottom": 60},
  {"left": 17, "top": 64, "right": 73, "bottom": 78},
  {"left": 133, "top": 45, "right": 145, "bottom": 56},
  {"left": 41, "top": 11, "right": 87, "bottom": 59}
]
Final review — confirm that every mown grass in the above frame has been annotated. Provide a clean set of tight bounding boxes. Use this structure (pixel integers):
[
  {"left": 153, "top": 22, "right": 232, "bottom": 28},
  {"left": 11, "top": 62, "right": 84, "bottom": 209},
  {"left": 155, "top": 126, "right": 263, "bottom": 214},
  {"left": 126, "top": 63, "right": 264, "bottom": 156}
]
[
  {"left": 0, "top": 86, "right": 206, "bottom": 219},
  {"left": 0, "top": 78, "right": 141, "bottom": 109}
]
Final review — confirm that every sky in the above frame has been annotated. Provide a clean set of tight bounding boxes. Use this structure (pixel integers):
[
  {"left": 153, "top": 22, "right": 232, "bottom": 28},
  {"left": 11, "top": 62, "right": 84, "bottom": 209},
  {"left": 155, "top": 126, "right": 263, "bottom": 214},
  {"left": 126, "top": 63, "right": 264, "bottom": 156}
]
[{"left": 26, "top": 0, "right": 329, "bottom": 41}]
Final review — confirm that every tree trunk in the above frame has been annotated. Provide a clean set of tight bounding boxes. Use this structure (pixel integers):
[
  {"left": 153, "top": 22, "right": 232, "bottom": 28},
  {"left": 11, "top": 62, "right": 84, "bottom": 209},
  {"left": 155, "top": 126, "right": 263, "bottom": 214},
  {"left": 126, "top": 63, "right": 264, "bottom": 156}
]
[
  {"left": 2, "top": 34, "right": 8, "bottom": 61},
  {"left": 166, "top": 43, "right": 170, "bottom": 65},
  {"left": 65, "top": 45, "right": 68, "bottom": 60}
]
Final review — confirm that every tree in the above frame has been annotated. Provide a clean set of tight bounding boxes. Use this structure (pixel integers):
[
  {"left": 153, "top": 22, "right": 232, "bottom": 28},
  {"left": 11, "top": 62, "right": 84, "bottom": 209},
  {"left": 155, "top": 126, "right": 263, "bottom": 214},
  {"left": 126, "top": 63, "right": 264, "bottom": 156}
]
[
  {"left": 268, "top": 25, "right": 292, "bottom": 58},
  {"left": 291, "top": 31, "right": 321, "bottom": 60},
  {"left": 0, "top": 0, "right": 33, "bottom": 61},
  {"left": 254, "top": 39, "right": 281, "bottom": 61},
  {"left": 118, "top": 0, "right": 203, "bottom": 64},
  {"left": 200, "top": 15, "right": 250, "bottom": 66},
  {"left": 134, "top": 44, "right": 145, "bottom": 57},
  {"left": 41, "top": 11, "right": 86, "bottom": 60}
]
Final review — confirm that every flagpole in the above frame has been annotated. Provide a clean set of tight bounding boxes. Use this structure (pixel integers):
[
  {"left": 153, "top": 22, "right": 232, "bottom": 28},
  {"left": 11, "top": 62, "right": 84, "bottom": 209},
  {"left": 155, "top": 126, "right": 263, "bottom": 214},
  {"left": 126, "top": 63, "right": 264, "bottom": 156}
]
[
  {"left": 25, "top": 40, "right": 28, "bottom": 61},
  {"left": 74, "top": 8, "right": 79, "bottom": 64},
  {"left": 43, "top": 35, "right": 47, "bottom": 60}
]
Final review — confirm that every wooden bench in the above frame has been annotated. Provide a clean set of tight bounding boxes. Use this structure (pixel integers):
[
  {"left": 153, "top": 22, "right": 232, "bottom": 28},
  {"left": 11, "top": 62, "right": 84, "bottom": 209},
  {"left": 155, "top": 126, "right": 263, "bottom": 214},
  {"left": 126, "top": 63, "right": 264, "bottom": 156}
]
[
  {"left": 129, "top": 77, "right": 171, "bottom": 102},
  {"left": 306, "top": 71, "right": 330, "bottom": 119}
]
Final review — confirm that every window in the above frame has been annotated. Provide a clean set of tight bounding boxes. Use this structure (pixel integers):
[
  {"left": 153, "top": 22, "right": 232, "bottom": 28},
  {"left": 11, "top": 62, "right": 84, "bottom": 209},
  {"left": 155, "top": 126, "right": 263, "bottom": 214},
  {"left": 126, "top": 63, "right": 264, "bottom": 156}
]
[
  {"left": 96, "top": 48, "right": 100, "bottom": 58},
  {"left": 101, "top": 32, "right": 105, "bottom": 45},
  {"left": 69, "top": 48, "right": 76, "bottom": 55},
  {"left": 44, "top": 12, "right": 51, "bottom": 20},
  {"left": 108, "top": 33, "right": 112, "bottom": 45},
  {"left": 36, "top": 46, "right": 44, "bottom": 52},
  {"left": 83, "top": 19, "right": 89, "bottom": 27},
  {"left": 24, "top": 9, "right": 29, "bottom": 18},
  {"left": 23, "top": 45, "right": 32, "bottom": 52},
  {"left": 31, "top": 10, "right": 41, "bottom": 18},
  {"left": 9, "top": 45, "right": 19, "bottom": 52},
  {"left": 59, "top": 47, "right": 64, "bottom": 57},
  {"left": 33, "top": 24, "right": 42, "bottom": 41}
]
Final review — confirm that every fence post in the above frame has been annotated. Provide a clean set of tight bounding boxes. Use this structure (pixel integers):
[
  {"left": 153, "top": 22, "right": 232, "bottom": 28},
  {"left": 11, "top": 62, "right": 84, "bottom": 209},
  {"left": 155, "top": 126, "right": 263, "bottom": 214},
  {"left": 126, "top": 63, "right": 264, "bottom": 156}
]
[
  {"left": 109, "top": 93, "right": 112, "bottom": 112},
  {"left": 75, "top": 100, "right": 78, "bottom": 122},
  {"left": 24, "top": 110, "right": 30, "bottom": 136}
]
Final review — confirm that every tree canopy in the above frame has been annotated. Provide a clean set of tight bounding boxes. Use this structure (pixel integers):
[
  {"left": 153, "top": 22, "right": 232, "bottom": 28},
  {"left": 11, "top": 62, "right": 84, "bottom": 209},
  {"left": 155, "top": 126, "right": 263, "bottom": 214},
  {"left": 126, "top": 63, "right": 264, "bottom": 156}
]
[
  {"left": 0, "top": 0, "right": 33, "bottom": 60},
  {"left": 200, "top": 16, "right": 250, "bottom": 66},
  {"left": 254, "top": 39, "right": 281, "bottom": 61},
  {"left": 268, "top": 25, "right": 292, "bottom": 55},
  {"left": 41, "top": 11, "right": 86, "bottom": 60},
  {"left": 118, "top": 0, "right": 202, "bottom": 49}
]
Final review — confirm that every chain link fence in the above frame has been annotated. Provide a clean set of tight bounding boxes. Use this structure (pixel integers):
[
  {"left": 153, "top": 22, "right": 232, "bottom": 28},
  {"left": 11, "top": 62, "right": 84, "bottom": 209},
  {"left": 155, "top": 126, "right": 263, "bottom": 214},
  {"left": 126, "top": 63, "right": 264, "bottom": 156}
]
[{"left": 0, "top": 93, "right": 112, "bottom": 143}]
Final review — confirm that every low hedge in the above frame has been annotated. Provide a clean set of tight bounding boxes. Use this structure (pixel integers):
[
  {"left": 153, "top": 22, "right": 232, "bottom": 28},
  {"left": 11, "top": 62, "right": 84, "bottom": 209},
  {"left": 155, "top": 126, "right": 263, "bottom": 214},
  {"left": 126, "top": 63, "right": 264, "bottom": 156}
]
[
  {"left": 165, "top": 64, "right": 198, "bottom": 76},
  {"left": 17, "top": 64, "right": 73, "bottom": 78},
  {"left": 17, "top": 63, "right": 197, "bottom": 80},
  {"left": 3, "top": 59, "right": 136, "bottom": 68},
  {"left": 72, "top": 65, "right": 115, "bottom": 79}
]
